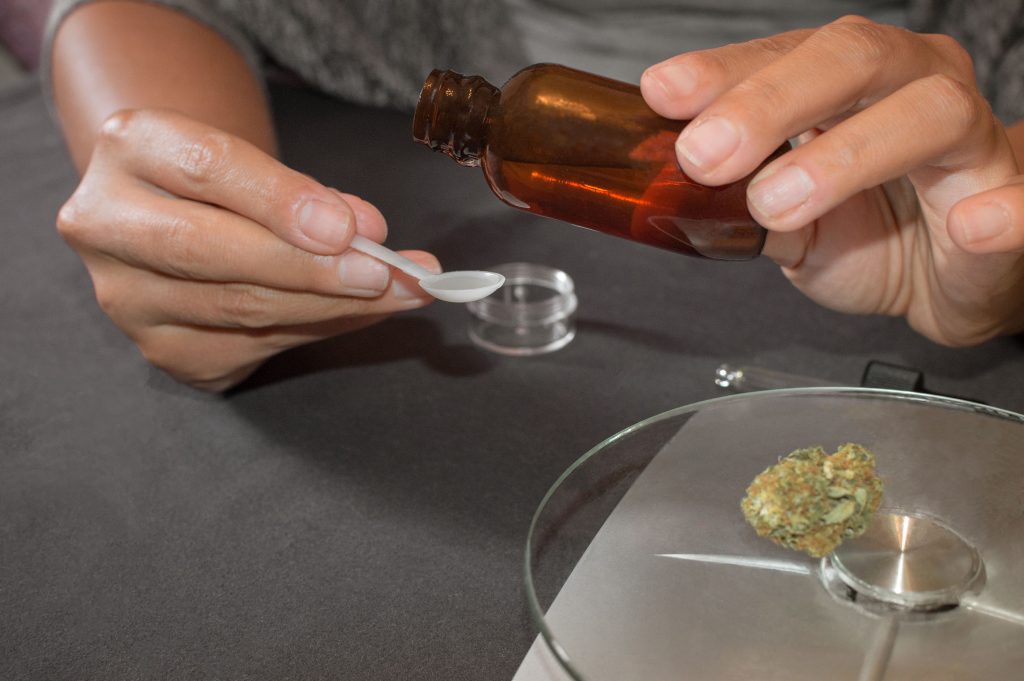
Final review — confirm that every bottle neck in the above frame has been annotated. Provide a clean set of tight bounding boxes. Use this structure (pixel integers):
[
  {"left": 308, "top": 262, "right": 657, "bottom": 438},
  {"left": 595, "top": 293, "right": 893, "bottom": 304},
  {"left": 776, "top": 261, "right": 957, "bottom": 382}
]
[{"left": 412, "top": 69, "right": 500, "bottom": 167}]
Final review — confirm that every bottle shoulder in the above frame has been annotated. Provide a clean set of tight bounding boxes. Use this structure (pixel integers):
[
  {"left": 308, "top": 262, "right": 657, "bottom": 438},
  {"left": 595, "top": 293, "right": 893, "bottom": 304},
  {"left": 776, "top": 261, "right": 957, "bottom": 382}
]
[{"left": 501, "top": 63, "right": 638, "bottom": 102}]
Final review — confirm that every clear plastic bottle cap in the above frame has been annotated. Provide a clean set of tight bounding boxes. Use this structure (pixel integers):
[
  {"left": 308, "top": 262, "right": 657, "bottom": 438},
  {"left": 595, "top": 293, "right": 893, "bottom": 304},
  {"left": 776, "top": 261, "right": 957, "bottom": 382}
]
[{"left": 466, "top": 262, "right": 577, "bottom": 356}]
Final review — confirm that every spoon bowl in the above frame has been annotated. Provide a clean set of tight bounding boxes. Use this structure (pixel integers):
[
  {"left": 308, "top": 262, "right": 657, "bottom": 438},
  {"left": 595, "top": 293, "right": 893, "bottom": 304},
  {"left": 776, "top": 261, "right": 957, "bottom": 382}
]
[
  {"left": 419, "top": 271, "right": 506, "bottom": 303},
  {"left": 348, "top": 235, "right": 504, "bottom": 303}
]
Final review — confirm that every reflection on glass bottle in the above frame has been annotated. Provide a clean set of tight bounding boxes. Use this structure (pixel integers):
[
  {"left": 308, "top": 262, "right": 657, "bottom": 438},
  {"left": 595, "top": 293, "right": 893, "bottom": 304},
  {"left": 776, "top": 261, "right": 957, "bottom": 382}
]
[{"left": 413, "top": 63, "right": 788, "bottom": 260}]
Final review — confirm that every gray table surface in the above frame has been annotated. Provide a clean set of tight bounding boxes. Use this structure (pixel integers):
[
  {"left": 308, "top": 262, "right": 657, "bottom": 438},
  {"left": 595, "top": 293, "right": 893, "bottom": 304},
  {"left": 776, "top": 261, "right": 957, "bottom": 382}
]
[{"left": 2, "top": 78, "right": 1023, "bottom": 680}]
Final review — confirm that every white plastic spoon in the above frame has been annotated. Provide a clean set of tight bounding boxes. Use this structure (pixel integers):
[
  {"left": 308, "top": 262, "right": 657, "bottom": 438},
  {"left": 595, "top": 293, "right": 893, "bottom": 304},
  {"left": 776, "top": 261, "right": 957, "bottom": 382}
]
[{"left": 348, "top": 235, "right": 505, "bottom": 303}]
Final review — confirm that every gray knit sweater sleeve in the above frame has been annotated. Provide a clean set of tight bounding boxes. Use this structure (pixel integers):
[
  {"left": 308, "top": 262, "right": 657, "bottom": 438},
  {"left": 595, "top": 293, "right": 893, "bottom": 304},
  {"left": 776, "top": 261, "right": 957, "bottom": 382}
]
[
  {"left": 213, "top": 0, "right": 526, "bottom": 109},
  {"left": 909, "top": 0, "right": 1024, "bottom": 123},
  {"left": 43, "top": 0, "right": 1023, "bottom": 121}
]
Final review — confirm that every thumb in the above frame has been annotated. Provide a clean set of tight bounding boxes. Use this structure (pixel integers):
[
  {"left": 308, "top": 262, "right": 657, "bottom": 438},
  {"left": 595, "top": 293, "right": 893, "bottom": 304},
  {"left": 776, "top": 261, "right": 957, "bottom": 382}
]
[{"left": 947, "top": 177, "right": 1024, "bottom": 254}]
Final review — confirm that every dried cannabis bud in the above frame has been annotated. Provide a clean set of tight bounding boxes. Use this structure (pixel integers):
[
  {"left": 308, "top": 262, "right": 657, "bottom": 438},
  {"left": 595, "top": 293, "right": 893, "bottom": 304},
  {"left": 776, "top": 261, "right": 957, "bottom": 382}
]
[{"left": 741, "top": 443, "right": 883, "bottom": 558}]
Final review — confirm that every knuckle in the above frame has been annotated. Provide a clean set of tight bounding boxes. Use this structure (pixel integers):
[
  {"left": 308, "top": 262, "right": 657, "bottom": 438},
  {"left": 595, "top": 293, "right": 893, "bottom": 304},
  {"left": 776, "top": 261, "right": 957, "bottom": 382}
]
[
  {"left": 831, "top": 128, "right": 873, "bottom": 172},
  {"left": 137, "top": 334, "right": 181, "bottom": 375},
  {"left": 262, "top": 174, "right": 331, "bottom": 238},
  {"left": 91, "top": 275, "right": 121, "bottom": 318},
  {"left": 218, "top": 283, "right": 279, "bottom": 329},
  {"left": 679, "top": 51, "right": 726, "bottom": 83},
  {"left": 923, "top": 73, "right": 987, "bottom": 133},
  {"left": 97, "top": 109, "right": 142, "bottom": 147},
  {"left": 176, "top": 361, "right": 237, "bottom": 389},
  {"left": 160, "top": 214, "right": 203, "bottom": 278},
  {"left": 136, "top": 330, "right": 241, "bottom": 390},
  {"left": 259, "top": 173, "right": 297, "bottom": 213},
  {"left": 928, "top": 33, "right": 976, "bottom": 82},
  {"left": 747, "top": 36, "right": 792, "bottom": 60},
  {"left": 820, "top": 18, "right": 895, "bottom": 66},
  {"left": 134, "top": 329, "right": 165, "bottom": 365},
  {"left": 55, "top": 185, "right": 106, "bottom": 247},
  {"left": 177, "top": 131, "right": 231, "bottom": 185},
  {"left": 55, "top": 196, "right": 87, "bottom": 244},
  {"left": 833, "top": 14, "right": 874, "bottom": 26},
  {"left": 732, "top": 74, "right": 795, "bottom": 120},
  {"left": 279, "top": 175, "right": 313, "bottom": 206},
  {"left": 268, "top": 174, "right": 316, "bottom": 225}
]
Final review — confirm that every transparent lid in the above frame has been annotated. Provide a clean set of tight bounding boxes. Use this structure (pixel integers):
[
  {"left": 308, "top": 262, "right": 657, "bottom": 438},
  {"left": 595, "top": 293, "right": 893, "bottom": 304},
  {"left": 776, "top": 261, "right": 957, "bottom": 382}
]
[
  {"left": 466, "top": 263, "right": 577, "bottom": 356},
  {"left": 524, "top": 388, "right": 1024, "bottom": 681}
]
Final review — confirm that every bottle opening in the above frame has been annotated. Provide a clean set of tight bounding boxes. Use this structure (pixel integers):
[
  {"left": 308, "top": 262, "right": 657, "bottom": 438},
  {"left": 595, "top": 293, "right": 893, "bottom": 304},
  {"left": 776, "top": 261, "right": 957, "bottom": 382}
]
[
  {"left": 411, "top": 69, "right": 444, "bottom": 148},
  {"left": 411, "top": 69, "right": 499, "bottom": 166}
]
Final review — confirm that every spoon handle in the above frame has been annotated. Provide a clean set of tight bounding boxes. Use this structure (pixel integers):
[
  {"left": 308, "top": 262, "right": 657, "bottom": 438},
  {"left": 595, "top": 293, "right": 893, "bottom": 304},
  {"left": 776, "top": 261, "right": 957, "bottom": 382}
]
[{"left": 348, "top": 235, "right": 434, "bottom": 280}]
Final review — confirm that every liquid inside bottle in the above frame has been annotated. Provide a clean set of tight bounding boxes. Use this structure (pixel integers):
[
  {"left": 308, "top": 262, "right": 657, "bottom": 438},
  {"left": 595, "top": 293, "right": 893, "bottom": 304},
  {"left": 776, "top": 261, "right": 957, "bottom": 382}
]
[{"left": 413, "top": 64, "right": 787, "bottom": 260}]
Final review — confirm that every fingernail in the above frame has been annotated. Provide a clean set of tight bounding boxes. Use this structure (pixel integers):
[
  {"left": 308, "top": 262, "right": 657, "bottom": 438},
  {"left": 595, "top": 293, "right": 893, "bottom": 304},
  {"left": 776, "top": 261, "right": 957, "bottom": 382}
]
[
  {"left": 748, "top": 165, "right": 815, "bottom": 217},
  {"left": 960, "top": 201, "right": 1011, "bottom": 244},
  {"left": 337, "top": 251, "right": 389, "bottom": 295},
  {"left": 645, "top": 63, "right": 697, "bottom": 99},
  {"left": 677, "top": 117, "right": 740, "bottom": 171},
  {"left": 334, "top": 191, "right": 388, "bottom": 240},
  {"left": 391, "top": 278, "right": 432, "bottom": 301},
  {"left": 298, "top": 199, "right": 352, "bottom": 249}
]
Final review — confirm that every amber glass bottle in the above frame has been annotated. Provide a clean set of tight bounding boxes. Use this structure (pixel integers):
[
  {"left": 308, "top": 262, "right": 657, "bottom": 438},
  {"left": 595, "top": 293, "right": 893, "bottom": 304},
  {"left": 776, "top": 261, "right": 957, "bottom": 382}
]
[{"left": 413, "top": 64, "right": 788, "bottom": 260}]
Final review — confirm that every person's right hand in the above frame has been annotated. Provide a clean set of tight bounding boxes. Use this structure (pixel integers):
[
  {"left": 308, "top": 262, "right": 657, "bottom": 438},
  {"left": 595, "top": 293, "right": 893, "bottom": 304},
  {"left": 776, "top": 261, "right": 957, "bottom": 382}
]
[
  {"left": 57, "top": 109, "right": 439, "bottom": 391},
  {"left": 641, "top": 17, "right": 1024, "bottom": 347}
]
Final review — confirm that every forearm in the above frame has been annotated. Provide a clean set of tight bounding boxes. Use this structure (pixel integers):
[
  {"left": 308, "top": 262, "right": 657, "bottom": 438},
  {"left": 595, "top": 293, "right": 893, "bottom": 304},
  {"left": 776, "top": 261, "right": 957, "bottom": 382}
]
[{"left": 51, "top": 0, "right": 275, "bottom": 172}]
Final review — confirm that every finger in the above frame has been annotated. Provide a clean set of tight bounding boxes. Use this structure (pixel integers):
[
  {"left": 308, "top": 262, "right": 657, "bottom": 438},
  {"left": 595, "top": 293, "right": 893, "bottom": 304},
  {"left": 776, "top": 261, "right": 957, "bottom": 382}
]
[
  {"left": 94, "top": 109, "right": 380, "bottom": 254},
  {"left": 66, "top": 186, "right": 393, "bottom": 297},
  {"left": 330, "top": 190, "right": 388, "bottom": 243},
  {"left": 641, "top": 28, "right": 812, "bottom": 119},
  {"left": 745, "top": 74, "right": 1015, "bottom": 231},
  {"left": 668, "top": 17, "right": 960, "bottom": 185},
  {"left": 128, "top": 253, "right": 438, "bottom": 329},
  {"left": 948, "top": 178, "right": 1024, "bottom": 253}
]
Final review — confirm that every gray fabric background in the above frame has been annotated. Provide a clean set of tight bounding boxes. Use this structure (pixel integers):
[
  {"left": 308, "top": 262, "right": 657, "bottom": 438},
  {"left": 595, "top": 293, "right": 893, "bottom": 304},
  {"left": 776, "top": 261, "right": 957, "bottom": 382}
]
[
  {"left": 43, "top": 0, "right": 1024, "bottom": 121},
  {"left": 2, "top": 79, "right": 1024, "bottom": 680}
]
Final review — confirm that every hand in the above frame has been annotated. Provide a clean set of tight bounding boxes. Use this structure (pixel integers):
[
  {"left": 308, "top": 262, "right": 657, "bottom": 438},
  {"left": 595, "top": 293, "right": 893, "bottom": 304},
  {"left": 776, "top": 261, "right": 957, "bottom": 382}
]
[
  {"left": 642, "top": 15, "right": 1024, "bottom": 345},
  {"left": 57, "top": 109, "right": 439, "bottom": 391}
]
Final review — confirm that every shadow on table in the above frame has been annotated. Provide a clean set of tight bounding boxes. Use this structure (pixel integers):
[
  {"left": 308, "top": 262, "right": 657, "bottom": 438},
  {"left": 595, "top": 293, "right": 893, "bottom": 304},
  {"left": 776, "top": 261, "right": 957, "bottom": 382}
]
[
  {"left": 215, "top": 306, "right": 1024, "bottom": 558},
  {"left": 233, "top": 316, "right": 497, "bottom": 393},
  {"left": 233, "top": 312, "right": 1024, "bottom": 401}
]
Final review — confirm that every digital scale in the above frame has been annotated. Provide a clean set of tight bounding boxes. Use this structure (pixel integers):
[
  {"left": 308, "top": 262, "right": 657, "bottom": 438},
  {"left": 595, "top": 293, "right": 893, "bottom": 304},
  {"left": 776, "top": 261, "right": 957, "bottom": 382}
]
[{"left": 517, "top": 389, "right": 1024, "bottom": 681}]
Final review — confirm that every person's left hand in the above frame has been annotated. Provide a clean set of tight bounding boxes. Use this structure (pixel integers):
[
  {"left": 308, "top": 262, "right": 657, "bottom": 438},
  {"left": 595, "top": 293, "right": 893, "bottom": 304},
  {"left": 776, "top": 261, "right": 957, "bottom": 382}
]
[{"left": 641, "top": 15, "right": 1024, "bottom": 345}]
